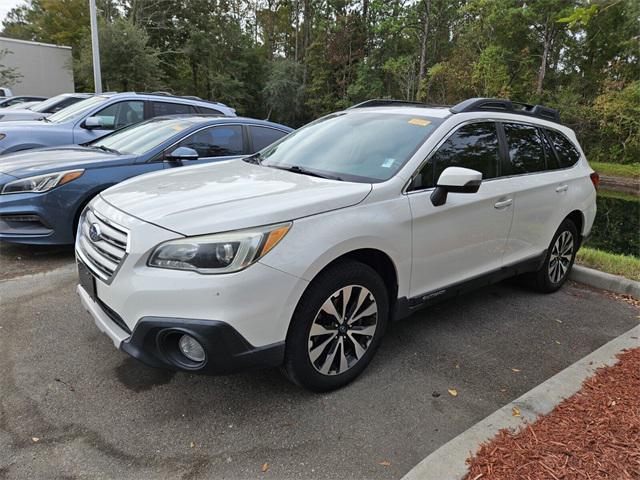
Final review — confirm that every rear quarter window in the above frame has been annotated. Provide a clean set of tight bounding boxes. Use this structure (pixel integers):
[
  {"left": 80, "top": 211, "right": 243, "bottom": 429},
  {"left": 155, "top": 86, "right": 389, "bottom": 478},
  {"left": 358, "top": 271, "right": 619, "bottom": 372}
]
[{"left": 546, "top": 129, "right": 581, "bottom": 168}]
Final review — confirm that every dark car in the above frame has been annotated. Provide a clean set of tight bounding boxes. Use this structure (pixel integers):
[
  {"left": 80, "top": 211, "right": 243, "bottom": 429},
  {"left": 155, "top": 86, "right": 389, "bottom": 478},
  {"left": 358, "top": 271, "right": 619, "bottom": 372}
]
[{"left": 0, "top": 115, "right": 292, "bottom": 245}]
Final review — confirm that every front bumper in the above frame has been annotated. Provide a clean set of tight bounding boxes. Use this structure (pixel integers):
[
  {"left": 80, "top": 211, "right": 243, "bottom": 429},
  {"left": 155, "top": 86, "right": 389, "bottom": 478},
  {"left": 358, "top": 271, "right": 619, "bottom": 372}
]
[{"left": 78, "top": 283, "right": 286, "bottom": 374}]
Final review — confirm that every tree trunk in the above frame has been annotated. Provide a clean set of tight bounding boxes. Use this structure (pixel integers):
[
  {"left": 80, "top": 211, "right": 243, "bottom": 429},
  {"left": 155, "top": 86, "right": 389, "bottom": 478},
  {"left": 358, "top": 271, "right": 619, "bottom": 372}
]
[
  {"left": 418, "top": 0, "right": 431, "bottom": 81},
  {"left": 536, "top": 19, "right": 555, "bottom": 96}
]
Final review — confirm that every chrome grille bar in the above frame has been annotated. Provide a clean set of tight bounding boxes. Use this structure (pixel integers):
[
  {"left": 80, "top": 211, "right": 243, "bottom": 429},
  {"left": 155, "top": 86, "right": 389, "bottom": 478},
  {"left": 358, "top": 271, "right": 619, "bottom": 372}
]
[{"left": 78, "top": 207, "right": 129, "bottom": 282}]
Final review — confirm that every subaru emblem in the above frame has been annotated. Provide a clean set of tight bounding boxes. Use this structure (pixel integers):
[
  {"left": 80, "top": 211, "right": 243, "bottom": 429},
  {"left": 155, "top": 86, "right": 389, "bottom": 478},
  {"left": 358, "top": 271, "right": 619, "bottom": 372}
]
[{"left": 89, "top": 223, "right": 102, "bottom": 242}]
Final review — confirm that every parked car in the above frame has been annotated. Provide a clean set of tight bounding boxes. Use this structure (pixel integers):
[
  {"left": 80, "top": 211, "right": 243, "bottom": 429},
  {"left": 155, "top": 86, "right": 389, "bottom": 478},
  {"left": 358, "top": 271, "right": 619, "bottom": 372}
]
[
  {"left": 4, "top": 101, "right": 42, "bottom": 110},
  {"left": 74, "top": 98, "right": 598, "bottom": 392},
  {"left": 0, "top": 95, "right": 47, "bottom": 108},
  {"left": 0, "top": 92, "right": 236, "bottom": 154},
  {"left": 0, "top": 115, "right": 291, "bottom": 245},
  {"left": 0, "top": 87, "right": 13, "bottom": 97},
  {"left": 0, "top": 93, "right": 90, "bottom": 122}
]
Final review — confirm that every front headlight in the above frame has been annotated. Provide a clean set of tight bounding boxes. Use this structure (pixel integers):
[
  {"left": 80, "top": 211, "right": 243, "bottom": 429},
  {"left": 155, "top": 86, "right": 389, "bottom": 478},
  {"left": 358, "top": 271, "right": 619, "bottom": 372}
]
[
  {"left": 1, "top": 169, "right": 84, "bottom": 194},
  {"left": 148, "top": 222, "right": 292, "bottom": 274}
]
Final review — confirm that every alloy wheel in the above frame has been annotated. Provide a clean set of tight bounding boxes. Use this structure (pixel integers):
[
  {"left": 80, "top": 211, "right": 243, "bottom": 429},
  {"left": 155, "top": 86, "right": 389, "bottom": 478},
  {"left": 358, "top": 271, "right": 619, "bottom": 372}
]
[
  {"left": 307, "top": 285, "right": 378, "bottom": 376},
  {"left": 548, "top": 230, "right": 574, "bottom": 283}
]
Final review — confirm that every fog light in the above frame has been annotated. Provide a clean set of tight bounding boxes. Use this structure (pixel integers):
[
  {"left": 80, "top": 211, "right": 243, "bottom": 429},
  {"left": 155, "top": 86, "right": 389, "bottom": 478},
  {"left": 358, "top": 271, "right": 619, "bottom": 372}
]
[{"left": 178, "top": 334, "right": 206, "bottom": 363}]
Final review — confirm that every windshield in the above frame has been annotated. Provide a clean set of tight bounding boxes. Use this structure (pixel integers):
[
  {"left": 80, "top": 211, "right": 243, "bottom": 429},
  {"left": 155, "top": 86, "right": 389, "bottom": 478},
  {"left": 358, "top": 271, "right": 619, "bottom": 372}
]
[
  {"left": 31, "top": 94, "right": 72, "bottom": 113},
  {"left": 90, "top": 118, "right": 195, "bottom": 155},
  {"left": 259, "top": 112, "right": 443, "bottom": 182},
  {"left": 47, "top": 95, "right": 108, "bottom": 123}
]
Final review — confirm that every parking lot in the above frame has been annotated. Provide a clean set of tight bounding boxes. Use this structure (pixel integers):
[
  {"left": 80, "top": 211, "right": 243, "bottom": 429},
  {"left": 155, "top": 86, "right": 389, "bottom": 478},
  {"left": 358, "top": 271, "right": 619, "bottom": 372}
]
[{"left": 1, "top": 245, "right": 638, "bottom": 480}]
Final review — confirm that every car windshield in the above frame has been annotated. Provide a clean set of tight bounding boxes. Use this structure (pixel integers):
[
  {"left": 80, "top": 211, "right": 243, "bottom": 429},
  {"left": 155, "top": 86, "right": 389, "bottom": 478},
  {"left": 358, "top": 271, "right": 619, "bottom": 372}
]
[
  {"left": 89, "top": 118, "right": 195, "bottom": 155},
  {"left": 7, "top": 101, "right": 39, "bottom": 110},
  {"left": 31, "top": 94, "right": 72, "bottom": 113},
  {"left": 47, "top": 95, "right": 108, "bottom": 123},
  {"left": 259, "top": 111, "right": 443, "bottom": 182}
]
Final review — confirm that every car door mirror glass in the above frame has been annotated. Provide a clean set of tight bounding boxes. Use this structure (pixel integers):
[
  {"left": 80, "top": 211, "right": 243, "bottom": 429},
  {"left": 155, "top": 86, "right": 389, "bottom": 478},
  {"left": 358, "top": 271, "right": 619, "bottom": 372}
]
[
  {"left": 431, "top": 166, "right": 482, "bottom": 206},
  {"left": 166, "top": 146, "right": 199, "bottom": 161}
]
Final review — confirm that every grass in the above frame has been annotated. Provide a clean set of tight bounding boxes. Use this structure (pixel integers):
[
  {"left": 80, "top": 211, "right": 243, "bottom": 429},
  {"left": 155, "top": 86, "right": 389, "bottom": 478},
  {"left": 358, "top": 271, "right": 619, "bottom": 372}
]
[
  {"left": 576, "top": 247, "right": 640, "bottom": 282},
  {"left": 598, "top": 189, "right": 639, "bottom": 202},
  {"left": 590, "top": 161, "right": 640, "bottom": 179}
]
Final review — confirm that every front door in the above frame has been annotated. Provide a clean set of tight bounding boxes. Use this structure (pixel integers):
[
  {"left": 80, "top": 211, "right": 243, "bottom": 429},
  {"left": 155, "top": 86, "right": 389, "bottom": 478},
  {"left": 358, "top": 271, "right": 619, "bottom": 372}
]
[
  {"left": 407, "top": 121, "right": 514, "bottom": 298},
  {"left": 164, "top": 125, "right": 246, "bottom": 168}
]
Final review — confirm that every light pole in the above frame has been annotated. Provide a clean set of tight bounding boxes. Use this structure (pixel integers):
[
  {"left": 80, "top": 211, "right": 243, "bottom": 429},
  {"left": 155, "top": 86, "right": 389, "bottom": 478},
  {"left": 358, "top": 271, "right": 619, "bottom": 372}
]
[{"left": 88, "top": 0, "right": 102, "bottom": 93}]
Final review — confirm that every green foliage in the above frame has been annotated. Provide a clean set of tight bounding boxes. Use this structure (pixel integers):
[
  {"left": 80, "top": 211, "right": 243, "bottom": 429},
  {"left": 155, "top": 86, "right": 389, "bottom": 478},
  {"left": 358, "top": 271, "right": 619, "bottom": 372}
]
[
  {"left": 76, "top": 18, "right": 161, "bottom": 91},
  {"left": 1, "top": 0, "right": 637, "bottom": 162},
  {"left": 590, "top": 162, "right": 640, "bottom": 179},
  {"left": 0, "top": 48, "right": 22, "bottom": 86},
  {"left": 586, "top": 194, "right": 640, "bottom": 257}
]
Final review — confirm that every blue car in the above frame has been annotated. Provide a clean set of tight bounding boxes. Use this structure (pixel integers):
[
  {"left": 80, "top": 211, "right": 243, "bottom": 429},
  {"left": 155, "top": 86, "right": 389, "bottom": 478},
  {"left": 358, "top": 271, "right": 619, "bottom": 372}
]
[
  {"left": 0, "top": 92, "right": 236, "bottom": 154},
  {"left": 0, "top": 115, "right": 292, "bottom": 245}
]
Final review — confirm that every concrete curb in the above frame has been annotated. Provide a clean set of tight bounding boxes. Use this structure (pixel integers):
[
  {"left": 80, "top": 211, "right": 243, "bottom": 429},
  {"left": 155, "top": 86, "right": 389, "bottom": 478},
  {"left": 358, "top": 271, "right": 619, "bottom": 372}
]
[
  {"left": 570, "top": 264, "right": 640, "bottom": 298},
  {"left": 401, "top": 324, "right": 640, "bottom": 480},
  {"left": 0, "top": 263, "right": 76, "bottom": 302}
]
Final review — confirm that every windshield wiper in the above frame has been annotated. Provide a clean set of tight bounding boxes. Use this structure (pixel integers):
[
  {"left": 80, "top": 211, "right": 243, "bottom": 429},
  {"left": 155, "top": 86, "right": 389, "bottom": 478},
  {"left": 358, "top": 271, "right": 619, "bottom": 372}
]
[
  {"left": 243, "top": 152, "right": 262, "bottom": 165},
  {"left": 269, "top": 164, "right": 343, "bottom": 181},
  {"left": 40, "top": 116, "right": 51, "bottom": 122},
  {"left": 93, "top": 145, "right": 120, "bottom": 154}
]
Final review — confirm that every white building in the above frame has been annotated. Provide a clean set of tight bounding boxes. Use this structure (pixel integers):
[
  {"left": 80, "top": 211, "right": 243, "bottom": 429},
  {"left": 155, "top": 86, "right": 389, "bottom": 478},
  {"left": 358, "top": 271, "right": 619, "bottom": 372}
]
[{"left": 0, "top": 36, "right": 75, "bottom": 96}]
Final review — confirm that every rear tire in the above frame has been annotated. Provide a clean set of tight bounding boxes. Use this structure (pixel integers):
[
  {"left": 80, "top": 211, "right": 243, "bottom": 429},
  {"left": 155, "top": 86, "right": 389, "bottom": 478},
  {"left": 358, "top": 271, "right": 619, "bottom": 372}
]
[
  {"left": 282, "top": 260, "right": 388, "bottom": 392},
  {"left": 529, "top": 219, "right": 578, "bottom": 293}
]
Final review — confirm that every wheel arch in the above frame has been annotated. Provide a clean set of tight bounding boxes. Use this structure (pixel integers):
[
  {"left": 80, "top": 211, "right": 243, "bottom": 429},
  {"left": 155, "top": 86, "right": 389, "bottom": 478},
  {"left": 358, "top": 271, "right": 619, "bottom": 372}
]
[{"left": 565, "top": 210, "right": 585, "bottom": 239}]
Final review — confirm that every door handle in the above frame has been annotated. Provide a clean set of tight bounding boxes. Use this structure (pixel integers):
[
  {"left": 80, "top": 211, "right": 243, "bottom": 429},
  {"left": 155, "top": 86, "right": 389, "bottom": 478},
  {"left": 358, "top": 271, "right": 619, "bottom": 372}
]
[
  {"left": 556, "top": 184, "right": 569, "bottom": 193},
  {"left": 494, "top": 199, "right": 513, "bottom": 209}
]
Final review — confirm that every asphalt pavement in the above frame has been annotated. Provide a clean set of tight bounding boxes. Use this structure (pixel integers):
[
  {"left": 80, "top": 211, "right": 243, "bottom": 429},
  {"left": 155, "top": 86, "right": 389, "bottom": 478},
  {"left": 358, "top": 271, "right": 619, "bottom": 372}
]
[{"left": 0, "top": 255, "right": 637, "bottom": 479}]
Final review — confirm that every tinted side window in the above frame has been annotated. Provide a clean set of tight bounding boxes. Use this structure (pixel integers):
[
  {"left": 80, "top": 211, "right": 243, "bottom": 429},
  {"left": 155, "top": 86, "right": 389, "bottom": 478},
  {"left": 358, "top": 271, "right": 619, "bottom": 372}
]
[
  {"left": 503, "top": 123, "right": 546, "bottom": 174},
  {"left": 199, "top": 107, "right": 223, "bottom": 115},
  {"left": 250, "top": 126, "right": 287, "bottom": 152},
  {"left": 94, "top": 101, "right": 144, "bottom": 129},
  {"left": 411, "top": 122, "right": 500, "bottom": 190},
  {"left": 546, "top": 129, "right": 580, "bottom": 168},
  {"left": 178, "top": 125, "right": 244, "bottom": 157},
  {"left": 48, "top": 97, "right": 81, "bottom": 113},
  {"left": 152, "top": 102, "right": 196, "bottom": 116}
]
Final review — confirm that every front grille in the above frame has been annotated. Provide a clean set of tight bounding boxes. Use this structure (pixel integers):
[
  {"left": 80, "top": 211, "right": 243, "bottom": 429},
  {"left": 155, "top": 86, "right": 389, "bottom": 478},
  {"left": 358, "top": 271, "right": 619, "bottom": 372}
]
[{"left": 77, "top": 208, "right": 129, "bottom": 282}]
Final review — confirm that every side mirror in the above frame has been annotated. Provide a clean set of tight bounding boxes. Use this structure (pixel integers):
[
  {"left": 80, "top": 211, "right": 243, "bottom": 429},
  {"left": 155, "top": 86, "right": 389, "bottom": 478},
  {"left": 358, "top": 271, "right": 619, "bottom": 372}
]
[
  {"left": 166, "top": 146, "right": 199, "bottom": 161},
  {"left": 430, "top": 166, "right": 482, "bottom": 207},
  {"left": 83, "top": 116, "right": 104, "bottom": 129}
]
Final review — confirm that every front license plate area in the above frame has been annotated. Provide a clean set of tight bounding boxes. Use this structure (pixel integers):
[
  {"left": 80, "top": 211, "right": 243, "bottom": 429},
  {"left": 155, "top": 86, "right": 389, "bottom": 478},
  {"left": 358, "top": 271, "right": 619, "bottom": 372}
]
[{"left": 78, "top": 260, "right": 97, "bottom": 301}]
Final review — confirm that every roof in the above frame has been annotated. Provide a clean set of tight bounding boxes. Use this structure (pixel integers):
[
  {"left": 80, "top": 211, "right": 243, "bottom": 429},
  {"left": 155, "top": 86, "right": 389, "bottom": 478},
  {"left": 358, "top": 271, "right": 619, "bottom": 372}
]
[
  {"left": 0, "top": 36, "right": 72, "bottom": 50},
  {"left": 144, "top": 114, "right": 293, "bottom": 131}
]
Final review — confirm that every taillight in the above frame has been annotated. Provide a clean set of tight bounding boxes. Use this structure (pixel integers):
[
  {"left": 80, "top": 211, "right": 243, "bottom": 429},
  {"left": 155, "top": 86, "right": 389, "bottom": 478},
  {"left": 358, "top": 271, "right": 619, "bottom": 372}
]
[{"left": 590, "top": 171, "right": 600, "bottom": 191}]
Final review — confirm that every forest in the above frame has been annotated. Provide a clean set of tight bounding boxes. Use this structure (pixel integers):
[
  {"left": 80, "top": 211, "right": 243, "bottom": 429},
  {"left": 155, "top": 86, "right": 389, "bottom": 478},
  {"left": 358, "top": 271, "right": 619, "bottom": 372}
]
[{"left": 2, "top": 0, "right": 638, "bottom": 163}]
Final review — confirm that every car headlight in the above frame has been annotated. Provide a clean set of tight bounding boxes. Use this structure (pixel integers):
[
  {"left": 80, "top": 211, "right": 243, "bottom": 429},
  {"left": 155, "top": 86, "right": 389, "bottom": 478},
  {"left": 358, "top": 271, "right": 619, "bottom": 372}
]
[
  {"left": 148, "top": 222, "right": 292, "bottom": 274},
  {"left": 1, "top": 169, "right": 84, "bottom": 194}
]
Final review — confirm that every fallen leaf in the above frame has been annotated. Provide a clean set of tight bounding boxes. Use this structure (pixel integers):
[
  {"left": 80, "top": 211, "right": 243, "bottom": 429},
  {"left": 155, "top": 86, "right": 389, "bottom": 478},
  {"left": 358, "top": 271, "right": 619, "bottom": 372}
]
[
  {"left": 448, "top": 388, "right": 458, "bottom": 397},
  {"left": 511, "top": 368, "right": 521, "bottom": 373},
  {"left": 261, "top": 463, "right": 269, "bottom": 473},
  {"left": 379, "top": 460, "right": 391, "bottom": 466},
  {"left": 190, "top": 441, "right": 195, "bottom": 448},
  {"left": 31, "top": 437, "right": 40, "bottom": 443},
  {"left": 512, "top": 407, "right": 521, "bottom": 417},
  {"left": 555, "top": 340, "right": 562, "bottom": 345}
]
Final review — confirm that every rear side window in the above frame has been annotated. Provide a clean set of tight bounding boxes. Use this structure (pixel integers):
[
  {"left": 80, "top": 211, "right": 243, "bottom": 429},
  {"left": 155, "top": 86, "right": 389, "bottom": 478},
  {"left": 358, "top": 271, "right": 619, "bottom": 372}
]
[
  {"left": 546, "top": 129, "right": 581, "bottom": 168},
  {"left": 177, "top": 125, "right": 244, "bottom": 157},
  {"left": 503, "top": 123, "right": 546, "bottom": 174},
  {"left": 199, "top": 107, "right": 223, "bottom": 115},
  {"left": 152, "top": 102, "right": 197, "bottom": 116},
  {"left": 411, "top": 122, "right": 500, "bottom": 190},
  {"left": 250, "top": 126, "right": 288, "bottom": 151}
]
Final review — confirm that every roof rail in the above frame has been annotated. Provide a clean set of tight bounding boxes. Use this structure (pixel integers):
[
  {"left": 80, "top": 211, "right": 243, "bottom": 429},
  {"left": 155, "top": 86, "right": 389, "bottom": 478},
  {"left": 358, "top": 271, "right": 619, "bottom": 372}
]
[
  {"left": 450, "top": 97, "right": 561, "bottom": 123},
  {"left": 349, "top": 99, "right": 438, "bottom": 109}
]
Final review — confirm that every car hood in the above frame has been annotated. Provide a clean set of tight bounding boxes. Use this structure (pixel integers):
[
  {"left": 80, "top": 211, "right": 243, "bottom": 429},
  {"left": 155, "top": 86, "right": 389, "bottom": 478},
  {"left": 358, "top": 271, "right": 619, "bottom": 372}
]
[
  {"left": 0, "top": 119, "right": 50, "bottom": 130},
  {"left": 0, "top": 146, "right": 136, "bottom": 177},
  {"left": 100, "top": 159, "right": 372, "bottom": 235}
]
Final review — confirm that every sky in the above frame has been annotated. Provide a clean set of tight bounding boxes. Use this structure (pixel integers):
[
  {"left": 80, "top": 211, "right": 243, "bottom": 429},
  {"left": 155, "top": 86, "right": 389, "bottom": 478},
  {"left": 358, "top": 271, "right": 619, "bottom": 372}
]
[{"left": 0, "top": 0, "right": 24, "bottom": 26}]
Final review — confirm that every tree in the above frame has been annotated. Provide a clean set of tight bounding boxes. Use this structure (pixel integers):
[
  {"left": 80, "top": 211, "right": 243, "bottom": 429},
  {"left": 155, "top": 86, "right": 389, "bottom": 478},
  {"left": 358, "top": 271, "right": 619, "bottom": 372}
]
[
  {"left": 76, "top": 18, "right": 162, "bottom": 91},
  {"left": 0, "top": 48, "right": 22, "bottom": 86}
]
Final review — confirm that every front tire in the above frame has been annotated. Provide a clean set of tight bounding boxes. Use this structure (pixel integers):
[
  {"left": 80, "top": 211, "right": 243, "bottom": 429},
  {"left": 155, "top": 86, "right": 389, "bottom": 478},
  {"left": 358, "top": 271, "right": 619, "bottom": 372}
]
[
  {"left": 283, "top": 260, "right": 389, "bottom": 392},
  {"left": 530, "top": 219, "right": 578, "bottom": 293}
]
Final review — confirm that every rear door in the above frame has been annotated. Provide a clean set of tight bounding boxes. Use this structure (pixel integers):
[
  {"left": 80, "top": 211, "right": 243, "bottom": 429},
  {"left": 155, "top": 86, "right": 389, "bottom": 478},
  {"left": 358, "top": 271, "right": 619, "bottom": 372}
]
[
  {"left": 408, "top": 121, "right": 514, "bottom": 297},
  {"left": 498, "top": 122, "right": 574, "bottom": 265},
  {"left": 247, "top": 125, "right": 290, "bottom": 151}
]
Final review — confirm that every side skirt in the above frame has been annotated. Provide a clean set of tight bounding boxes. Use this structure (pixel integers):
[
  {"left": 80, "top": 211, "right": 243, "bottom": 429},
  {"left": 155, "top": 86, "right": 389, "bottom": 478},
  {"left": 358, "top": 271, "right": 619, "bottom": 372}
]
[{"left": 392, "top": 251, "right": 547, "bottom": 321}]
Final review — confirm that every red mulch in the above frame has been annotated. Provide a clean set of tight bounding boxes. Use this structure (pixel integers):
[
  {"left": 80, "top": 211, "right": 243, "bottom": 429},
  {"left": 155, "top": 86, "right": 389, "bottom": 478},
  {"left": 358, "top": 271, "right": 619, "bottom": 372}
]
[{"left": 464, "top": 348, "right": 640, "bottom": 480}]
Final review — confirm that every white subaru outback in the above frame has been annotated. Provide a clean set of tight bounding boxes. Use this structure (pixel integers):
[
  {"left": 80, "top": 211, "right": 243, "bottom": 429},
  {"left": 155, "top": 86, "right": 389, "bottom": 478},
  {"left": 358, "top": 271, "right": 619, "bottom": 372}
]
[{"left": 76, "top": 98, "right": 599, "bottom": 391}]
